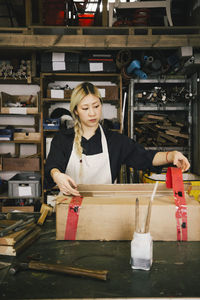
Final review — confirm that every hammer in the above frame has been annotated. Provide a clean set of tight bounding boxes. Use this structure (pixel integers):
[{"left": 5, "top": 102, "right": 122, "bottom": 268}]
[
  {"left": 9, "top": 260, "right": 108, "bottom": 281},
  {"left": 37, "top": 204, "right": 53, "bottom": 226}
]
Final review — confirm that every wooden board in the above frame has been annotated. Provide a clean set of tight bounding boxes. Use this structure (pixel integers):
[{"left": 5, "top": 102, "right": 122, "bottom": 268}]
[
  {"left": 0, "top": 222, "right": 37, "bottom": 246},
  {"left": 0, "top": 226, "right": 41, "bottom": 256},
  {"left": 3, "top": 158, "right": 40, "bottom": 171},
  {"left": 0, "top": 33, "right": 200, "bottom": 49}
]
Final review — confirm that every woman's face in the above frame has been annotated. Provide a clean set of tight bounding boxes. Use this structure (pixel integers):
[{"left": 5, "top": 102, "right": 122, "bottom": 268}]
[{"left": 75, "top": 94, "right": 102, "bottom": 130}]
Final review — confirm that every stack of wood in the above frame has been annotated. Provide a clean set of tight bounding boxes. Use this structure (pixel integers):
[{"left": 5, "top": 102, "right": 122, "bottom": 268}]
[
  {"left": 0, "top": 219, "right": 41, "bottom": 256},
  {"left": 135, "top": 113, "right": 189, "bottom": 147}
]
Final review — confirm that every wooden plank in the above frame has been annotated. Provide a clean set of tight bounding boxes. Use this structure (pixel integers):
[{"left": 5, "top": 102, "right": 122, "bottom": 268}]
[
  {"left": 0, "top": 34, "right": 200, "bottom": 49},
  {"left": 0, "top": 223, "right": 37, "bottom": 246},
  {"left": 165, "top": 130, "right": 189, "bottom": 139},
  {"left": 102, "top": 0, "right": 108, "bottom": 27},
  {"left": 25, "top": 0, "right": 32, "bottom": 27},
  {"left": 2, "top": 206, "right": 34, "bottom": 213},
  {"left": 0, "top": 226, "right": 41, "bottom": 256}
]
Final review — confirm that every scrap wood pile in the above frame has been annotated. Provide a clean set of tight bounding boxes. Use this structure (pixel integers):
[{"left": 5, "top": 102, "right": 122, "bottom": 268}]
[
  {"left": 135, "top": 113, "right": 189, "bottom": 147},
  {"left": 0, "top": 215, "right": 41, "bottom": 256}
]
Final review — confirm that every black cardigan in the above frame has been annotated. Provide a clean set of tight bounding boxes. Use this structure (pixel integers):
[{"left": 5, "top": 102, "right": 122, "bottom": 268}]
[{"left": 44, "top": 126, "right": 162, "bottom": 188}]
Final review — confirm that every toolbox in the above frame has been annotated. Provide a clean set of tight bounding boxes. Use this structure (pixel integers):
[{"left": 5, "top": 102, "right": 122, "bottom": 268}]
[{"left": 8, "top": 172, "right": 41, "bottom": 198}]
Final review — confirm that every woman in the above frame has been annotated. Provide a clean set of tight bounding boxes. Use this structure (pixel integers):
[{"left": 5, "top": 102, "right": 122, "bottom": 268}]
[{"left": 45, "top": 82, "right": 190, "bottom": 196}]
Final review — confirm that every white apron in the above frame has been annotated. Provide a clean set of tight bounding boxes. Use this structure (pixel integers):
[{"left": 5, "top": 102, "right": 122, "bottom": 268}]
[{"left": 65, "top": 125, "right": 112, "bottom": 184}]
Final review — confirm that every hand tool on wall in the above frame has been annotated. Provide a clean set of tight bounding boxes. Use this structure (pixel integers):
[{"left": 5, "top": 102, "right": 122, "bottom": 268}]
[
  {"left": 9, "top": 260, "right": 108, "bottom": 281},
  {"left": 37, "top": 204, "right": 53, "bottom": 226}
]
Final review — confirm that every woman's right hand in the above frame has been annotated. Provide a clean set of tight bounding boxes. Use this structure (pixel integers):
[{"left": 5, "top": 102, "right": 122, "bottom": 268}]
[{"left": 53, "top": 172, "right": 80, "bottom": 196}]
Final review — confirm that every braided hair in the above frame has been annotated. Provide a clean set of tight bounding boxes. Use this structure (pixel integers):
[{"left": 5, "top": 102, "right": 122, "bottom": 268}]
[{"left": 70, "top": 82, "right": 102, "bottom": 160}]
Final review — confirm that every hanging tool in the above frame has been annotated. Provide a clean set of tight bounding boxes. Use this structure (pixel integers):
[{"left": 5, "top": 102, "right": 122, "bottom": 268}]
[{"left": 9, "top": 260, "right": 108, "bottom": 281}]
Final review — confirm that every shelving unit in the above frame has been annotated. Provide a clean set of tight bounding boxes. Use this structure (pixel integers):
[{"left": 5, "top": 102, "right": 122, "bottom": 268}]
[
  {"left": 40, "top": 72, "right": 123, "bottom": 200},
  {"left": 0, "top": 85, "right": 42, "bottom": 210},
  {"left": 128, "top": 78, "right": 192, "bottom": 162}
]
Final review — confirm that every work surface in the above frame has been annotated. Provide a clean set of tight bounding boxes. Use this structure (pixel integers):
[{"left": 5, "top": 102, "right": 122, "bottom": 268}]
[{"left": 0, "top": 214, "right": 200, "bottom": 300}]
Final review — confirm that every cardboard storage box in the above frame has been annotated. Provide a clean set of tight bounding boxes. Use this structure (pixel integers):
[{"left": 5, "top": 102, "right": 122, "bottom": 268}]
[
  {"left": 56, "top": 184, "right": 200, "bottom": 241},
  {"left": 1, "top": 92, "right": 38, "bottom": 114},
  {"left": 3, "top": 158, "right": 40, "bottom": 171}
]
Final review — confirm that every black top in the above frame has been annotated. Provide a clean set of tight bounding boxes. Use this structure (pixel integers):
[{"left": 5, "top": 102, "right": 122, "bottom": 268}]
[{"left": 44, "top": 126, "right": 162, "bottom": 188}]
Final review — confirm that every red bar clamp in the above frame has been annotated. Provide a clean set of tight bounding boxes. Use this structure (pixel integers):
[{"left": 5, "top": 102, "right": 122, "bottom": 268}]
[
  {"left": 65, "top": 196, "right": 83, "bottom": 240},
  {"left": 166, "top": 167, "right": 187, "bottom": 241}
]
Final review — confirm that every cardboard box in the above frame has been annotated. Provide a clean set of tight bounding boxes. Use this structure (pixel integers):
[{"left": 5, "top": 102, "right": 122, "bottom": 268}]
[{"left": 56, "top": 184, "right": 200, "bottom": 241}]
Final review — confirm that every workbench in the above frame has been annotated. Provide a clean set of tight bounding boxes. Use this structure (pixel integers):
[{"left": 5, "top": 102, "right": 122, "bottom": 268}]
[{"left": 0, "top": 213, "right": 200, "bottom": 300}]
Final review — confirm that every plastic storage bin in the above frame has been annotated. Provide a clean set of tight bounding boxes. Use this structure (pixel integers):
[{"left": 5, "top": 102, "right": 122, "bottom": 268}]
[{"left": 8, "top": 172, "right": 41, "bottom": 198}]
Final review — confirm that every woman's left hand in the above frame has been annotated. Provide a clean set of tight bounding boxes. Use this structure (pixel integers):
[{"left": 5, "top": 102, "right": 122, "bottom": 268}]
[{"left": 170, "top": 151, "right": 190, "bottom": 172}]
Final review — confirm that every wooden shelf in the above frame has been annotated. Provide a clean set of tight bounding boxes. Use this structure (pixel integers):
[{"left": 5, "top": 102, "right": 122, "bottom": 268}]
[
  {"left": 0, "top": 140, "right": 41, "bottom": 144},
  {"left": 0, "top": 191, "right": 41, "bottom": 200},
  {"left": 1, "top": 26, "right": 200, "bottom": 49}
]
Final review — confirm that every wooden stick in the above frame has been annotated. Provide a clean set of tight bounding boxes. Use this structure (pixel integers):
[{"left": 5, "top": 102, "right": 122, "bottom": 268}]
[
  {"left": 144, "top": 181, "right": 159, "bottom": 233},
  {"left": 135, "top": 198, "right": 140, "bottom": 233},
  {"left": 9, "top": 261, "right": 108, "bottom": 281},
  {"left": 28, "top": 261, "right": 108, "bottom": 281}
]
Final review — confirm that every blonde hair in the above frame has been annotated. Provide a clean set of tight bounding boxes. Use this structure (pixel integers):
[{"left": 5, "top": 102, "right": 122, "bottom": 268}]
[{"left": 70, "top": 82, "right": 102, "bottom": 159}]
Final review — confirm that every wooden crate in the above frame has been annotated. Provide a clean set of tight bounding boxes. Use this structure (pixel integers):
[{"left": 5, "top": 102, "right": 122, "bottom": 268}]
[
  {"left": 3, "top": 158, "right": 40, "bottom": 171},
  {"left": 0, "top": 92, "right": 38, "bottom": 114},
  {"left": 14, "top": 132, "right": 41, "bottom": 141},
  {"left": 97, "top": 86, "right": 118, "bottom": 101},
  {"left": 47, "top": 89, "right": 72, "bottom": 99},
  {"left": 56, "top": 183, "right": 200, "bottom": 241}
]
